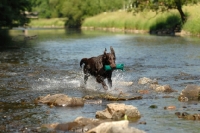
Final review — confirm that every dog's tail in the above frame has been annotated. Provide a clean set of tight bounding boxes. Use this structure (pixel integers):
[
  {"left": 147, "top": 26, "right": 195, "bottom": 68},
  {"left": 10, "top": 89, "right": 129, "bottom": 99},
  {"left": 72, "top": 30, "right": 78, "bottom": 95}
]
[{"left": 80, "top": 58, "right": 88, "bottom": 68}]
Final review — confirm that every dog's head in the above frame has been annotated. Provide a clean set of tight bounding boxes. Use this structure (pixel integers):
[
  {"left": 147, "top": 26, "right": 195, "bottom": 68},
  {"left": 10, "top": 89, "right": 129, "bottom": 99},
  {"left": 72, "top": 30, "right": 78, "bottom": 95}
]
[{"left": 103, "top": 46, "right": 116, "bottom": 68}]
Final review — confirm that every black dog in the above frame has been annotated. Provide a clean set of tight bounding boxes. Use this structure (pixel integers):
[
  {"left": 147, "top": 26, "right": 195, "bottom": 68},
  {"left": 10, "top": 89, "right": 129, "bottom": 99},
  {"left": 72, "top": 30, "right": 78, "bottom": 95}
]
[{"left": 80, "top": 46, "right": 116, "bottom": 90}]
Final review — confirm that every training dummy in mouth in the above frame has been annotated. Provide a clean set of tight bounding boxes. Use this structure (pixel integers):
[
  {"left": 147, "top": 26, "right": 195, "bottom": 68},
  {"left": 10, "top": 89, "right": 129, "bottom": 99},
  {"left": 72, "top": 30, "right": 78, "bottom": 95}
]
[{"left": 104, "top": 64, "right": 124, "bottom": 71}]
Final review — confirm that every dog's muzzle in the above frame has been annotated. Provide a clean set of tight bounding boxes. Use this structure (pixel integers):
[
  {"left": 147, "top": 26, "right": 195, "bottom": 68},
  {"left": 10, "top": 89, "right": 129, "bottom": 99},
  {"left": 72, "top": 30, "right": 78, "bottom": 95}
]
[{"left": 110, "top": 64, "right": 116, "bottom": 68}]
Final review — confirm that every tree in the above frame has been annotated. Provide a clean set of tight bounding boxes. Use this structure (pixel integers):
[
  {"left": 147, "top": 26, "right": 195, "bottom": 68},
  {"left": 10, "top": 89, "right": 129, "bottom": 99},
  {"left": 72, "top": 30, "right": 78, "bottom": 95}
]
[
  {"left": 130, "top": 0, "right": 199, "bottom": 23},
  {"left": 31, "top": 0, "right": 126, "bottom": 27},
  {"left": 0, "top": 0, "right": 32, "bottom": 28}
]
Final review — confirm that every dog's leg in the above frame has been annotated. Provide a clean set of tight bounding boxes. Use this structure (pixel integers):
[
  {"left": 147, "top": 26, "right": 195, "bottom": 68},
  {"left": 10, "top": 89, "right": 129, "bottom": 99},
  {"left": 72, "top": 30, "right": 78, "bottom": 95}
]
[
  {"left": 107, "top": 72, "right": 112, "bottom": 88},
  {"left": 96, "top": 75, "right": 108, "bottom": 90},
  {"left": 83, "top": 66, "right": 90, "bottom": 84},
  {"left": 84, "top": 74, "right": 90, "bottom": 84},
  {"left": 107, "top": 78, "right": 112, "bottom": 88}
]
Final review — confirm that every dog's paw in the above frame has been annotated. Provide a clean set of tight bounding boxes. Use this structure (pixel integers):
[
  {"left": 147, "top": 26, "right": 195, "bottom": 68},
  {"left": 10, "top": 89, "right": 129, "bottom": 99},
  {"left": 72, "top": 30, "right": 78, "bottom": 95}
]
[{"left": 103, "top": 85, "right": 108, "bottom": 90}]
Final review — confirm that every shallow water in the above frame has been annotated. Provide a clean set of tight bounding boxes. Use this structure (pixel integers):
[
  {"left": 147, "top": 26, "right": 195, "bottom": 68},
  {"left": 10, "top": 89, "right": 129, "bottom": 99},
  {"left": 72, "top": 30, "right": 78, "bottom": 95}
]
[{"left": 1, "top": 28, "right": 200, "bottom": 132}]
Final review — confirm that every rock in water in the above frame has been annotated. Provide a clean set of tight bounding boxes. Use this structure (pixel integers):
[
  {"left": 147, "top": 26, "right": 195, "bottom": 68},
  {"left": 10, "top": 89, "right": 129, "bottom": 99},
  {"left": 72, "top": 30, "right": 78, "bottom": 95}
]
[
  {"left": 96, "top": 103, "right": 141, "bottom": 120},
  {"left": 35, "top": 94, "right": 84, "bottom": 107},
  {"left": 87, "top": 120, "right": 145, "bottom": 133},
  {"left": 179, "top": 84, "right": 200, "bottom": 101}
]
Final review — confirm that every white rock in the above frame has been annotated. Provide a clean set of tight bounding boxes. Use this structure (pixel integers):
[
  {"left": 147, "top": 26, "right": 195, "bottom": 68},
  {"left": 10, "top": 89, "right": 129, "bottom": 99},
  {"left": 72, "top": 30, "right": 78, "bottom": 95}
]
[{"left": 86, "top": 120, "right": 145, "bottom": 133}]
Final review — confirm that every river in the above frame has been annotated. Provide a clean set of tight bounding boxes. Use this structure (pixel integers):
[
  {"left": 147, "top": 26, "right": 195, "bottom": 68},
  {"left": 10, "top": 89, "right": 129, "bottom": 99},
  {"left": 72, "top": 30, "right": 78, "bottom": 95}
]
[{"left": 1, "top": 28, "right": 200, "bottom": 132}]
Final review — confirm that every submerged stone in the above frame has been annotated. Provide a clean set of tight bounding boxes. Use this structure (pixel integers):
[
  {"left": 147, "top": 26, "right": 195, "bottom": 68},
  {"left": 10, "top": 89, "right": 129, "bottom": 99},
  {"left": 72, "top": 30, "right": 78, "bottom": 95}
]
[
  {"left": 175, "top": 112, "right": 200, "bottom": 120},
  {"left": 138, "top": 77, "right": 177, "bottom": 93},
  {"left": 149, "top": 105, "right": 157, "bottom": 109},
  {"left": 164, "top": 105, "right": 176, "bottom": 110},
  {"left": 83, "top": 93, "right": 142, "bottom": 101},
  {"left": 138, "top": 77, "right": 158, "bottom": 85},
  {"left": 179, "top": 84, "right": 200, "bottom": 101}
]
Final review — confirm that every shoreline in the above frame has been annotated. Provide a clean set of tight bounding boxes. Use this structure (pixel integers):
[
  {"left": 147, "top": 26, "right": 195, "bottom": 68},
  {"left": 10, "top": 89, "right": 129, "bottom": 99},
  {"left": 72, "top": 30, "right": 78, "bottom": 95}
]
[
  {"left": 81, "top": 26, "right": 200, "bottom": 37},
  {"left": 12, "top": 26, "right": 200, "bottom": 38}
]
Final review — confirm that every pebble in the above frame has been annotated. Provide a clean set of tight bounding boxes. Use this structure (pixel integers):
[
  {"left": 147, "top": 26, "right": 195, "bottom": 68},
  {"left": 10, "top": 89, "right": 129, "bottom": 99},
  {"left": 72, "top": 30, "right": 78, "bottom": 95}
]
[
  {"left": 139, "top": 121, "right": 147, "bottom": 124},
  {"left": 164, "top": 106, "right": 176, "bottom": 110},
  {"left": 149, "top": 105, "right": 157, "bottom": 109}
]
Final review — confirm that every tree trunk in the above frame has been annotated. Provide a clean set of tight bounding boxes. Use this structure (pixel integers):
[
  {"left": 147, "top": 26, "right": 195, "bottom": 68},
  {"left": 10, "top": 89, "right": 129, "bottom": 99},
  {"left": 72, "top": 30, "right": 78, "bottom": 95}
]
[{"left": 175, "top": 0, "right": 186, "bottom": 23}]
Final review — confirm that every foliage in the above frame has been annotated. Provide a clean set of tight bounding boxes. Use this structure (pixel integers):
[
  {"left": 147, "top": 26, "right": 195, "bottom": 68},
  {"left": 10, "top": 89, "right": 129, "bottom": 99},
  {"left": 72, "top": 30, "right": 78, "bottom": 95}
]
[
  {"left": 129, "top": 0, "right": 200, "bottom": 23},
  {"left": 30, "top": 0, "right": 200, "bottom": 28},
  {"left": 31, "top": 0, "right": 126, "bottom": 28},
  {"left": 31, "top": 0, "right": 59, "bottom": 18},
  {"left": 0, "top": 0, "right": 32, "bottom": 28}
]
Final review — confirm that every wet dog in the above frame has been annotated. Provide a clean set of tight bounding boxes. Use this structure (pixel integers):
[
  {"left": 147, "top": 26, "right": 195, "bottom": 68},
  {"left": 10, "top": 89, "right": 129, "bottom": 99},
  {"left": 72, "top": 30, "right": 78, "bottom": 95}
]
[{"left": 80, "top": 46, "right": 116, "bottom": 90}]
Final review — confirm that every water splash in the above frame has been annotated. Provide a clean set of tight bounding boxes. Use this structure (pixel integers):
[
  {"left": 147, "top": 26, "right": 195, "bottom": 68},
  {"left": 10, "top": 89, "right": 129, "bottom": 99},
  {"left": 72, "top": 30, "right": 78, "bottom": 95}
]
[
  {"left": 80, "top": 70, "right": 134, "bottom": 95},
  {"left": 32, "top": 76, "right": 81, "bottom": 91}
]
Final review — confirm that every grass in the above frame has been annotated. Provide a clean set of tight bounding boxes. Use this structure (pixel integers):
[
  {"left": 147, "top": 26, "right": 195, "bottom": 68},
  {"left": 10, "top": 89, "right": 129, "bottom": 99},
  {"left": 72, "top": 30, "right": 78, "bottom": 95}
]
[
  {"left": 82, "top": 10, "right": 181, "bottom": 31},
  {"left": 182, "top": 4, "right": 200, "bottom": 35},
  {"left": 29, "top": 18, "right": 67, "bottom": 27}
]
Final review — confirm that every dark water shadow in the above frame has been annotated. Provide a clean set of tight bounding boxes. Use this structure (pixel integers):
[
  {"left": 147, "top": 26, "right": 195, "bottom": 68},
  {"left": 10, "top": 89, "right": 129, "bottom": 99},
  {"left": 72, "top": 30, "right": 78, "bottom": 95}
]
[
  {"left": 149, "top": 14, "right": 182, "bottom": 35},
  {"left": 0, "top": 30, "right": 13, "bottom": 48},
  {"left": 64, "top": 28, "right": 82, "bottom": 36},
  {"left": 0, "top": 29, "right": 29, "bottom": 50}
]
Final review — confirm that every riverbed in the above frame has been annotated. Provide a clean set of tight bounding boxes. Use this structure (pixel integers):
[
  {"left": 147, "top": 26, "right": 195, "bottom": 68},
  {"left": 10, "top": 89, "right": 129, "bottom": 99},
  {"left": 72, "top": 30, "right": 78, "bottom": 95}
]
[{"left": 1, "top": 28, "right": 200, "bottom": 133}]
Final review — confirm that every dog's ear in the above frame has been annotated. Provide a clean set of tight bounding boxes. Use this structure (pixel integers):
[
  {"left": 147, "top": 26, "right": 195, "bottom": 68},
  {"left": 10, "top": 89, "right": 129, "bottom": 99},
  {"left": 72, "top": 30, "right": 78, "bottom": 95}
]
[
  {"left": 103, "top": 48, "right": 107, "bottom": 59},
  {"left": 110, "top": 46, "right": 115, "bottom": 58}
]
